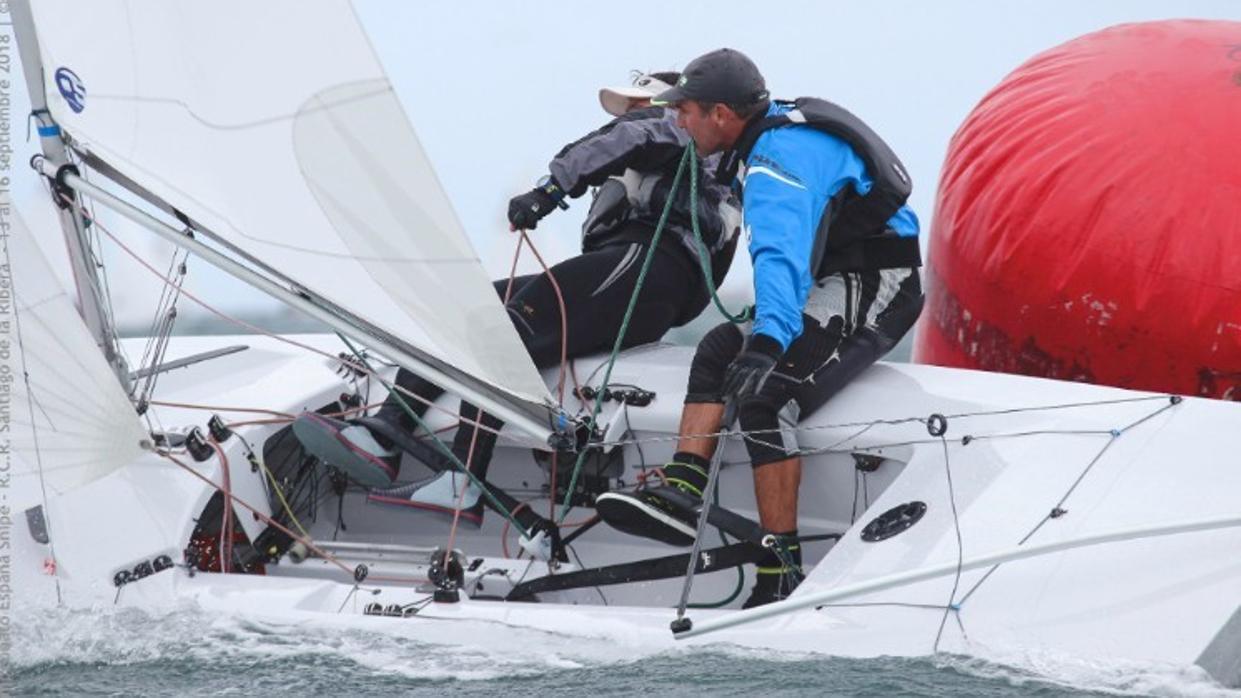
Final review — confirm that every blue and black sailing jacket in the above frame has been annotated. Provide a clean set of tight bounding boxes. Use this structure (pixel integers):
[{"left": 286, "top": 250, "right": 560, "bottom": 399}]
[{"left": 732, "top": 100, "right": 920, "bottom": 351}]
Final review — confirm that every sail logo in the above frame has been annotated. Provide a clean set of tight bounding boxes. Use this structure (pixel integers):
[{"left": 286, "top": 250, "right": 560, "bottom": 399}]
[{"left": 55, "top": 67, "right": 87, "bottom": 113}]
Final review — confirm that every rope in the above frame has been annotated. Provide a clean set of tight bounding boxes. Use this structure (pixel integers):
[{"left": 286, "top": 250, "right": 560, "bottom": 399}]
[
  {"left": 687, "top": 145, "right": 751, "bottom": 323},
  {"left": 134, "top": 252, "right": 187, "bottom": 412},
  {"left": 158, "top": 449, "right": 357, "bottom": 578},
  {"left": 147, "top": 400, "right": 295, "bottom": 419},
  {"left": 506, "top": 228, "right": 580, "bottom": 519},
  {"left": 686, "top": 474, "right": 745, "bottom": 609},
  {"left": 256, "top": 444, "right": 313, "bottom": 540},
  {"left": 210, "top": 439, "right": 234, "bottom": 573},
  {"left": 443, "top": 412, "right": 483, "bottom": 563},
  {"left": 553, "top": 145, "right": 691, "bottom": 523},
  {"left": 515, "top": 228, "right": 576, "bottom": 403}
]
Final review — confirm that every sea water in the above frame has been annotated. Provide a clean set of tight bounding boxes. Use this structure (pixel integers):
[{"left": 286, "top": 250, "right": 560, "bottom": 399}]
[{"left": 3, "top": 605, "right": 1235, "bottom": 697}]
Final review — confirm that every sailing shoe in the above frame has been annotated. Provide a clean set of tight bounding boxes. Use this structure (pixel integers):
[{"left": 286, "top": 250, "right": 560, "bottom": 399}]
[
  {"left": 742, "top": 535, "right": 804, "bottom": 608},
  {"left": 596, "top": 455, "right": 713, "bottom": 547},
  {"left": 292, "top": 412, "right": 401, "bottom": 488},
  {"left": 741, "top": 565, "right": 803, "bottom": 609},
  {"left": 367, "top": 471, "right": 485, "bottom": 528}
]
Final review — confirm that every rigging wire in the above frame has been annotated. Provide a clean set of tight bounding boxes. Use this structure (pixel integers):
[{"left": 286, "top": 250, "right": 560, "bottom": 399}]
[
  {"left": 3, "top": 230, "right": 64, "bottom": 605},
  {"left": 954, "top": 397, "right": 1181, "bottom": 607},
  {"left": 931, "top": 433, "right": 964, "bottom": 653},
  {"left": 134, "top": 252, "right": 188, "bottom": 414},
  {"left": 68, "top": 148, "right": 127, "bottom": 362},
  {"left": 81, "top": 207, "right": 504, "bottom": 437}
]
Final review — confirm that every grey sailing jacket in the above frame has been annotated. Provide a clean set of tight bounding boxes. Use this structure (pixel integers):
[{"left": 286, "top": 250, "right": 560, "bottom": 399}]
[{"left": 547, "top": 107, "right": 740, "bottom": 282}]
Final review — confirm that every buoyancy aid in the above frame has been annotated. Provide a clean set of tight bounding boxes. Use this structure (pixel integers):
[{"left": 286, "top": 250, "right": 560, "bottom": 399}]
[{"left": 719, "top": 97, "right": 921, "bottom": 277}]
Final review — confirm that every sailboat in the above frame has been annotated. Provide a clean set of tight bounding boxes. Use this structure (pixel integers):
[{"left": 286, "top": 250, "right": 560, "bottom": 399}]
[{"left": 9, "top": 1, "right": 1240, "bottom": 688}]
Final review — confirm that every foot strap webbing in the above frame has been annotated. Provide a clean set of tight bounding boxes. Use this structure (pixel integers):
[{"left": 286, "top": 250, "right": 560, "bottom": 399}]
[
  {"left": 505, "top": 541, "right": 769, "bottom": 601},
  {"left": 648, "top": 487, "right": 770, "bottom": 547}
]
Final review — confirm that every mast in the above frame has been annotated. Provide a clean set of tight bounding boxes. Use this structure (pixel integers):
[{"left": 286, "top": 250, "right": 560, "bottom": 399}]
[{"left": 11, "top": 0, "right": 130, "bottom": 390}]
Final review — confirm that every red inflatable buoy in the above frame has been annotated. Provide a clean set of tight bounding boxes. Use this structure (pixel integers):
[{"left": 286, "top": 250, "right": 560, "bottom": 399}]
[{"left": 914, "top": 20, "right": 1241, "bottom": 400}]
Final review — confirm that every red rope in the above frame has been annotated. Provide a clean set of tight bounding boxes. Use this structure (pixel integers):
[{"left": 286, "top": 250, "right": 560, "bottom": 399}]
[
  {"left": 159, "top": 450, "right": 356, "bottom": 577},
  {"left": 516, "top": 228, "right": 577, "bottom": 402},
  {"left": 500, "top": 501, "right": 531, "bottom": 559},
  {"left": 149, "top": 400, "right": 294, "bottom": 419},
  {"left": 210, "top": 440, "right": 234, "bottom": 573},
  {"left": 443, "top": 418, "right": 482, "bottom": 560},
  {"left": 512, "top": 229, "right": 580, "bottom": 520}
]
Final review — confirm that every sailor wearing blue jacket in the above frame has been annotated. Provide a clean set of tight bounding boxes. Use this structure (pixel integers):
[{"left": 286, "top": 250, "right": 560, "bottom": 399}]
[
  {"left": 596, "top": 49, "right": 925, "bottom": 608},
  {"left": 743, "top": 101, "right": 919, "bottom": 353}
]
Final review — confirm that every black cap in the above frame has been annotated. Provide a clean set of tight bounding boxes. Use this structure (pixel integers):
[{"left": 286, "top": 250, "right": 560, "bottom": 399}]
[{"left": 652, "top": 48, "right": 769, "bottom": 106}]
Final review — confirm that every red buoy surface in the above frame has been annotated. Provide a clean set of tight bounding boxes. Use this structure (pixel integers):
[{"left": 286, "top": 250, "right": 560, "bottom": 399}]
[{"left": 914, "top": 20, "right": 1241, "bottom": 401}]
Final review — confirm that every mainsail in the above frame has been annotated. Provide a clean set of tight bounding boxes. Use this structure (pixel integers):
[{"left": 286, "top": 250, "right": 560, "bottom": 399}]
[
  {"left": 5, "top": 210, "right": 150, "bottom": 511},
  {"left": 27, "top": 1, "right": 555, "bottom": 439}
]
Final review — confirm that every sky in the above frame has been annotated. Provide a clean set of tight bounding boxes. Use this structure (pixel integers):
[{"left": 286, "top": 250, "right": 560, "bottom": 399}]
[{"left": 8, "top": 1, "right": 1239, "bottom": 333}]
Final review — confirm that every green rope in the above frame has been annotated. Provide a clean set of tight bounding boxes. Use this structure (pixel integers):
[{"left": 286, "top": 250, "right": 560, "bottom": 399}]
[
  {"left": 687, "top": 480, "right": 745, "bottom": 609},
  {"left": 688, "top": 146, "right": 752, "bottom": 324},
  {"left": 557, "top": 142, "right": 751, "bottom": 523},
  {"left": 556, "top": 146, "right": 690, "bottom": 522},
  {"left": 335, "top": 334, "right": 532, "bottom": 538}
]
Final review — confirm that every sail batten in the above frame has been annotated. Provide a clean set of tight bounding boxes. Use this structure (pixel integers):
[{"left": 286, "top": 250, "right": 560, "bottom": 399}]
[{"left": 29, "top": 0, "right": 555, "bottom": 439}]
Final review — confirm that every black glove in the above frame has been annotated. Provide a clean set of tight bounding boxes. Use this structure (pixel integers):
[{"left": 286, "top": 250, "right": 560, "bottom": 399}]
[
  {"left": 721, "top": 334, "right": 782, "bottom": 401},
  {"left": 508, "top": 177, "right": 566, "bottom": 230}
]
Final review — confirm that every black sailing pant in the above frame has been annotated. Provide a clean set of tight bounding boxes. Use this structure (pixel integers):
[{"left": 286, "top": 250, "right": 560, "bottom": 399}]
[
  {"left": 375, "top": 239, "right": 705, "bottom": 481},
  {"left": 686, "top": 267, "right": 924, "bottom": 467}
]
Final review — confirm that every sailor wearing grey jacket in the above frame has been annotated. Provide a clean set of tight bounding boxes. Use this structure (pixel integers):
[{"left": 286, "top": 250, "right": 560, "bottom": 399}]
[
  {"left": 517, "top": 101, "right": 740, "bottom": 313},
  {"left": 303, "top": 72, "right": 741, "bottom": 534}
]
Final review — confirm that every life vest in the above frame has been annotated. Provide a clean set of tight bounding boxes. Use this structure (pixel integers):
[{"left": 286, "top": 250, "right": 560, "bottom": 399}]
[{"left": 720, "top": 98, "right": 922, "bottom": 277}]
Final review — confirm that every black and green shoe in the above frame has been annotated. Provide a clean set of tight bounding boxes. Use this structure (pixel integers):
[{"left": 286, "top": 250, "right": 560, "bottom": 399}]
[
  {"left": 743, "top": 536, "right": 804, "bottom": 608},
  {"left": 595, "top": 458, "right": 711, "bottom": 547}
]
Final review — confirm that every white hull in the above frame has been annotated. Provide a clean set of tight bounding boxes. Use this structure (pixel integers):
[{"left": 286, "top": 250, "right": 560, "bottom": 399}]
[{"left": 14, "top": 334, "right": 1241, "bottom": 688}]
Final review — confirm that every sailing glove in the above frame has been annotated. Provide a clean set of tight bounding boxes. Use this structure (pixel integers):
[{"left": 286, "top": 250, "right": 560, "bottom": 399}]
[
  {"left": 721, "top": 334, "right": 782, "bottom": 401},
  {"left": 508, "top": 177, "right": 567, "bottom": 230}
]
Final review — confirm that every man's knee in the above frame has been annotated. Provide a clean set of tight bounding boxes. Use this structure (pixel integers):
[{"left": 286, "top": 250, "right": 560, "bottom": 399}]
[
  {"left": 685, "top": 322, "right": 745, "bottom": 403},
  {"left": 738, "top": 394, "right": 800, "bottom": 467}
]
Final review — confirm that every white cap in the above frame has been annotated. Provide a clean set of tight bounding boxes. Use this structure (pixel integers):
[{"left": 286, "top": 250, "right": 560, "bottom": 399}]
[{"left": 599, "top": 73, "right": 676, "bottom": 117}]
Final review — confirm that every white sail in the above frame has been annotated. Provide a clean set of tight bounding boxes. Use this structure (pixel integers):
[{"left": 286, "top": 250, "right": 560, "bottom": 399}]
[
  {"left": 4, "top": 209, "right": 149, "bottom": 511},
  {"left": 27, "top": 1, "right": 554, "bottom": 418}
]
